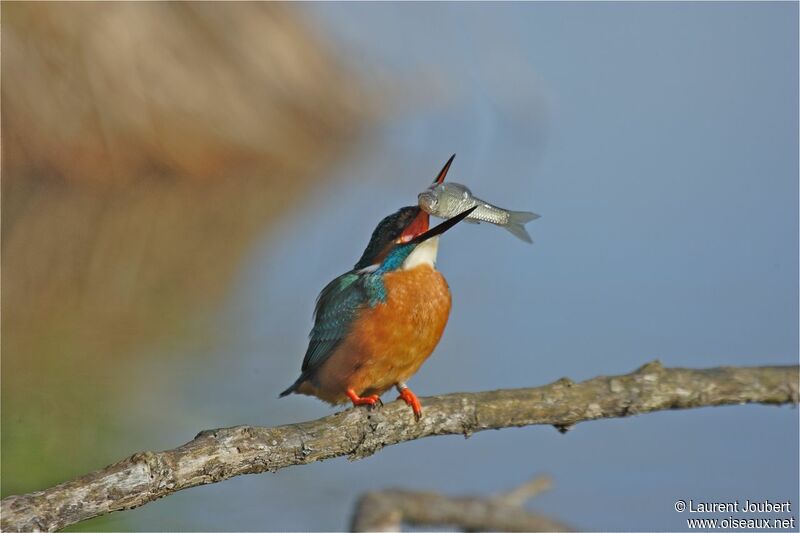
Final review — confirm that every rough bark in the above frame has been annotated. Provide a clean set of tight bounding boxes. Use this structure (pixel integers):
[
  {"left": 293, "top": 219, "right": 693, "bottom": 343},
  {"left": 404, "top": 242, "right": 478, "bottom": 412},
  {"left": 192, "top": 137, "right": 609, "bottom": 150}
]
[{"left": 2, "top": 362, "right": 797, "bottom": 531}]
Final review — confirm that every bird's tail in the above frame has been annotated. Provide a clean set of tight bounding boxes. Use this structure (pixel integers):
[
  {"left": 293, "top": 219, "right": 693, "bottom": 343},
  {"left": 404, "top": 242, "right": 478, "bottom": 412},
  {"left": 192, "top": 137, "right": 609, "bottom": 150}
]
[
  {"left": 279, "top": 379, "right": 301, "bottom": 398},
  {"left": 279, "top": 372, "right": 310, "bottom": 398},
  {"left": 504, "top": 210, "right": 540, "bottom": 244}
]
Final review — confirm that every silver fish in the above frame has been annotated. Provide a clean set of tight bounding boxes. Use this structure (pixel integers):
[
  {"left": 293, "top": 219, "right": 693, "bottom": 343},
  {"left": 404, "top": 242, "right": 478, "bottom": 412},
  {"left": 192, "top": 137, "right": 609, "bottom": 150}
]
[{"left": 418, "top": 181, "right": 540, "bottom": 243}]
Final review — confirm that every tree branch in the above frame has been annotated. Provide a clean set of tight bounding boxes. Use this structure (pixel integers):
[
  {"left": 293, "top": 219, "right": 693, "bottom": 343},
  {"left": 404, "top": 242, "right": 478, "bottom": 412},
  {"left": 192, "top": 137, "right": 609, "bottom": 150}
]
[
  {"left": 350, "top": 475, "right": 573, "bottom": 532},
  {"left": 2, "top": 362, "right": 797, "bottom": 531}
]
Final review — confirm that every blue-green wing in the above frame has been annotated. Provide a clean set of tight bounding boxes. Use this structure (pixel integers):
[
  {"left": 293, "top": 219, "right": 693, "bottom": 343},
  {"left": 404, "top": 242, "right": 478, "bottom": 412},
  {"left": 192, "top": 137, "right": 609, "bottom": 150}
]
[{"left": 301, "top": 271, "right": 367, "bottom": 373}]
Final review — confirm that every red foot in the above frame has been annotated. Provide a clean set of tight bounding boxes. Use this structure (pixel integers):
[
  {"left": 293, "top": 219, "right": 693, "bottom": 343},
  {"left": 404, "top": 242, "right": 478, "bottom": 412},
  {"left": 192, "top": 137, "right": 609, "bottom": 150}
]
[
  {"left": 397, "top": 387, "right": 423, "bottom": 420},
  {"left": 346, "top": 389, "right": 382, "bottom": 409}
]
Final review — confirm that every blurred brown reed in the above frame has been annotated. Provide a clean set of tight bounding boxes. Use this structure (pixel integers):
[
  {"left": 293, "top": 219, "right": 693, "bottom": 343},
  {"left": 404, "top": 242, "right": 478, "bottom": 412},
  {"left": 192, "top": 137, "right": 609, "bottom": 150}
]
[{"left": 1, "top": 1, "right": 371, "bottom": 500}]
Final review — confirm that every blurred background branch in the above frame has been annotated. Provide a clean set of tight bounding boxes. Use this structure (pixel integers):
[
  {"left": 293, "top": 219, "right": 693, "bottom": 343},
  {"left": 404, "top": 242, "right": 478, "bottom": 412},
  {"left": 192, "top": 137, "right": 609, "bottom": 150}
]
[
  {"left": 350, "top": 475, "right": 574, "bottom": 532},
  {"left": 2, "top": 362, "right": 797, "bottom": 531}
]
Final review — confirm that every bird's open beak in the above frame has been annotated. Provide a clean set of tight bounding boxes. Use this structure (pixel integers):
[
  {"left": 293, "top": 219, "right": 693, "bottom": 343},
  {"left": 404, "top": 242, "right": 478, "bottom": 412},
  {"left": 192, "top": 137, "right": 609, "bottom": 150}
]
[
  {"left": 410, "top": 205, "right": 477, "bottom": 244},
  {"left": 398, "top": 208, "right": 429, "bottom": 243},
  {"left": 398, "top": 154, "right": 457, "bottom": 243},
  {"left": 432, "top": 153, "right": 456, "bottom": 185}
]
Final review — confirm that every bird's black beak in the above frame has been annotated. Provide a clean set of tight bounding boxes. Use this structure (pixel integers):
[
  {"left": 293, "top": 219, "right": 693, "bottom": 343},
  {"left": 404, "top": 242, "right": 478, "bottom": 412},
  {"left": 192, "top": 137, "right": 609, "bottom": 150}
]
[
  {"left": 432, "top": 153, "right": 456, "bottom": 185},
  {"left": 409, "top": 206, "right": 477, "bottom": 244}
]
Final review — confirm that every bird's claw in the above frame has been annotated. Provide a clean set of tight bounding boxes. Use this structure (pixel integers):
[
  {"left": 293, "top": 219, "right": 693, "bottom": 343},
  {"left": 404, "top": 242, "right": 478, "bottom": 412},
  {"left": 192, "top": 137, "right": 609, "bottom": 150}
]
[
  {"left": 346, "top": 390, "right": 382, "bottom": 410},
  {"left": 397, "top": 388, "right": 423, "bottom": 420}
]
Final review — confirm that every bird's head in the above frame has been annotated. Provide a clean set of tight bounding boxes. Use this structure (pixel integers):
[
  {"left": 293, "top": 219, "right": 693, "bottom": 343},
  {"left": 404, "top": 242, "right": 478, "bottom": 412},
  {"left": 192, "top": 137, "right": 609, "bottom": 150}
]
[
  {"left": 354, "top": 206, "right": 428, "bottom": 270},
  {"left": 354, "top": 154, "right": 456, "bottom": 270},
  {"left": 377, "top": 205, "right": 477, "bottom": 273}
]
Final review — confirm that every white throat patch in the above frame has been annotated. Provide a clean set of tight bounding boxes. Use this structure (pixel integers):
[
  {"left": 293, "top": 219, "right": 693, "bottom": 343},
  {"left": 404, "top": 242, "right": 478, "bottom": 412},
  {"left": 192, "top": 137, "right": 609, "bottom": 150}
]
[{"left": 402, "top": 237, "right": 439, "bottom": 270}]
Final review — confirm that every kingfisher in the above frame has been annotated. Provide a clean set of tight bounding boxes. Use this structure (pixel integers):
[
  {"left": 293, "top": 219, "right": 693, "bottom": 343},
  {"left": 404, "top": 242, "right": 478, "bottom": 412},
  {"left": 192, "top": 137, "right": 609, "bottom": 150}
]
[{"left": 280, "top": 156, "right": 466, "bottom": 419}]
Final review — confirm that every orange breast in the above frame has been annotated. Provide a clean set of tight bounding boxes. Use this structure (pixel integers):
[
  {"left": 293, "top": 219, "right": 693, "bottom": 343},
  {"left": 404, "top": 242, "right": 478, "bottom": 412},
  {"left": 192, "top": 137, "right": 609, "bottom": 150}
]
[{"left": 298, "top": 265, "right": 451, "bottom": 404}]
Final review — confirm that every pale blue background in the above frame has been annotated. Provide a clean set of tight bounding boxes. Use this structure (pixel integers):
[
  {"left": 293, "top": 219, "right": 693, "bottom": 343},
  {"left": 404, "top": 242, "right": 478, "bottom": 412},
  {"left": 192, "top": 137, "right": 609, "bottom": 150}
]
[{"left": 125, "top": 3, "right": 798, "bottom": 530}]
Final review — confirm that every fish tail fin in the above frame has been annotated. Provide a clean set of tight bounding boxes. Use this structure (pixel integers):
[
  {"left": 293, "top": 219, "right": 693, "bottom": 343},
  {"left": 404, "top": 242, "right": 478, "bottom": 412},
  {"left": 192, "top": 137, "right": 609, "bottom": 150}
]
[{"left": 504, "top": 210, "right": 540, "bottom": 243}]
